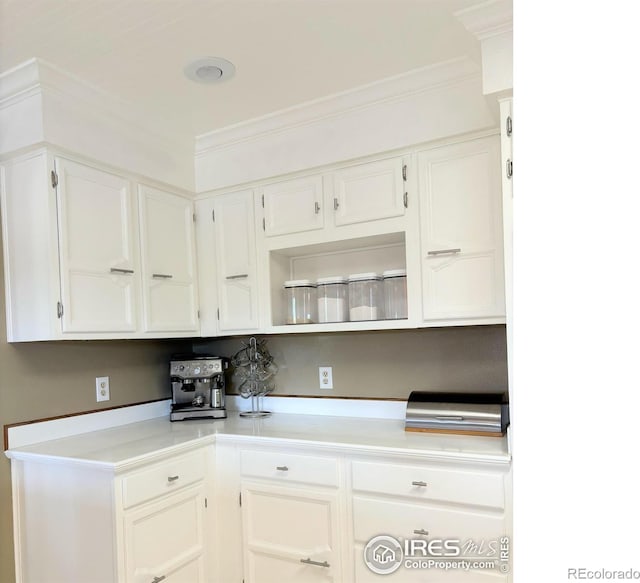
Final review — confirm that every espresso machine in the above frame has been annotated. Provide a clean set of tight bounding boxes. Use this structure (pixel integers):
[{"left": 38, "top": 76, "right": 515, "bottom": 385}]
[{"left": 170, "top": 354, "right": 228, "bottom": 421}]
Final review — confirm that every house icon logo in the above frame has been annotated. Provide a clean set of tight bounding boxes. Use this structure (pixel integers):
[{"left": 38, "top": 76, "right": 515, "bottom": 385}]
[{"left": 363, "top": 535, "right": 403, "bottom": 575}]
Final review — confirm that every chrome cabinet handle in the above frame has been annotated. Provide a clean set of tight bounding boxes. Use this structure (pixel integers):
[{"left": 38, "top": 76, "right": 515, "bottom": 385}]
[
  {"left": 414, "top": 529, "right": 429, "bottom": 536},
  {"left": 167, "top": 475, "right": 179, "bottom": 483},
  {"left": 226, "top": 274, "right": 249, "bottom": 280},
  {"left": 427, "top": 248, "right": 461, "bottom": 256},
  {"left": 276, "top": 466, "right": 289, "bottom": 471},
  {"left": 435, "top": 415, "right": 464, "bottom": 421},
  {"left": 301, "top": 558, "right": 330, "bottom": 568},
  {"left": 151, "top": 577, "right": 166, "bottom": 583},
  {"left": 152, "top": 273, "right": 173, "bottom": 279},
  {"left": 411, "top": 480, "right": 427, "bottom": 487},
  {"left": 110, "top": 267, "right": 134, "bottom": 274},
  {"left": 506, "top": 158, "right": 513, "bottom": 179},
  {"left": 315, "top": 201, "right": 321, "bottom": 214}
]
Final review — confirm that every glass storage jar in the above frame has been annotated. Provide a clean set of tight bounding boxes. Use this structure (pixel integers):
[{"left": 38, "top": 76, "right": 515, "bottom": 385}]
[
  {"left": 316, "top": 276, "right": 348, "bottom": 323},
  {"left": 382, "top": 269, "right": 408, "bottom": 319},
  {"left": 283, "top": 280, "right": 317, "bottom": 324},
  {"left": 347, "top": 273, "right": 383, "bottom": 321}
]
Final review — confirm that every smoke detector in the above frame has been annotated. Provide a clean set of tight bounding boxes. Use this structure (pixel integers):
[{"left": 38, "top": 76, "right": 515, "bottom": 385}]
[{"left": 184, "top": 57, "right": 236, "bottom": 84}]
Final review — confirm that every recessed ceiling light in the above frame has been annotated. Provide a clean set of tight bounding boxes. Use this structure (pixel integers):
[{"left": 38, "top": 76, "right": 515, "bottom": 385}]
[{"left": 184, "top": 57, "right": 236, "bottom": 84}]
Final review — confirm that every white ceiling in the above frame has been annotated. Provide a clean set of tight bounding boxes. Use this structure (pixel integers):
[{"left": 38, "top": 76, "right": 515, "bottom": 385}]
[{"left": 0, "top": 0, "right": 483, "bottom": 138}]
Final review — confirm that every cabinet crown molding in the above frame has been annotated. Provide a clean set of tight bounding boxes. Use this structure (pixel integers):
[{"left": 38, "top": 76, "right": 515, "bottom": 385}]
[
  {"left": 195, "top": 57, "right": 482, "bottom": 156},
  {"left": 454, "top": 0, "right": 513, "bottom": 41}
]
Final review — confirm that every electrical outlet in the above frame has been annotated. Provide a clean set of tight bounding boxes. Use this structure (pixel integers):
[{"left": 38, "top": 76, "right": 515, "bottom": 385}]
[
  {"left": 319, "top": 366, "right": 333, "bottom": 389},
  {"left": 96, "top": 376, "right": 110, "bottom": 402}
]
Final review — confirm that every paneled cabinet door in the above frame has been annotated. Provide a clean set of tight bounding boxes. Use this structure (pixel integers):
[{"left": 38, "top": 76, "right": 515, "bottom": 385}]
[
  {"left": 213, "top": 190, "right": 260, "bottom": 331},
  {"left": 241, "top": 482, "right": 342, "bottom": 583},
  {"left": 262, "top": 175, "right": 324, "bottom": 237},
  {"left": 332, "top": 157, "right": 406, "bottom": 227},
  {"left": 122, "top": 484, "right": 207, "bottom": 583},
  {"left": 55, "top": 157, "right": 139, "bottom": 332},
  {"left": 138, "top": 185, "right": 199, "bottom": 332},
  {"left": 418, "top": 136, "right": 505, "bottom": 321}
]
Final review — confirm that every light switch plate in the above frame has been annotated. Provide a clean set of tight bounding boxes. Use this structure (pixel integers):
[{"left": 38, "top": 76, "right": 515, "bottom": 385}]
[
  {"left": 96, "top": 376, "right": 110, "bottom": 402},
  {"left": 319, "top": 366, "right": 333, "bottom": 389}
]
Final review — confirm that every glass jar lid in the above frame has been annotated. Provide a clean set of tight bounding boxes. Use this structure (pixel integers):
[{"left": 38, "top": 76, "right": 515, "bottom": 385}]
[
  {"left": 347, "top": 272, "right": 382, "bottom": 282},
  {"left": 283, "top": 279, "right": 316, "bottom": 288},
  {"left": 382, "top": 269, "right": 407, "bottom": 279},
  {"left": 316, "top": 276, "right": 347, "bottom": 285}
]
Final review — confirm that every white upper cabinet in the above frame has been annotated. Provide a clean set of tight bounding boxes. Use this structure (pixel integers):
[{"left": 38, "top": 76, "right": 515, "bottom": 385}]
[
  {"left": 262, "top": 175, "right": 324, "bottom": 237},
  {"left": 258, "top": 156, "right": 408, "bottom": 246},
  {"left": 138, "top": 185, "right": 199, "bottom": 333},
  {"left": 332, "top": 157, "right": 406, "bottom": 227},
  {"left": 1, "top": 149, "right": 201, "bottom": 341},
  {"left": 56, "top": 157, "right": 140, "bottom": 333},
  {"left": 211, "top": 190, "right": 260, "bottom": 332},
  {"left": 418, "top": 135, "right": 505, "bottom": 322}
]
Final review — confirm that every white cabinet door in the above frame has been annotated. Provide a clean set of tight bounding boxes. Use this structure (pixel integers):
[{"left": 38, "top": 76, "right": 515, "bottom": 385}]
[
  {"left": 138, "top": 185, "right": 199, "bottom": 333},
  {"left": 55, "top": 157, "right": 139, "bottom": 332},
  {"left": 262, "top": 175, "right": 324, "bottom": 237},
  {"left": 241, "top": 481, "right": 341, "bottom": 583},
  {"left": 332, "top": 157, "right": 405, "bottom": 227},
  {"left": 213, "top": 190, "right": 260, "bottom": 331},
  {"left": 418, "top": 136, "right": 505, "bottom": 321},
  {"left": 123, "top": 484, "right": 207, "bottom": 583}
]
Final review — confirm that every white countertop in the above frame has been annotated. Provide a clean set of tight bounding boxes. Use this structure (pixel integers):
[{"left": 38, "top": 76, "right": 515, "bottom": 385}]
[{"left": 6, "top": 411, "right": 511, "bottom": 470}]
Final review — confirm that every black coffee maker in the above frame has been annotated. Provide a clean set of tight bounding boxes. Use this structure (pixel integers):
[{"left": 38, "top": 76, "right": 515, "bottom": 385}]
[{"left": 169, "top": 354, "right": 228, "bottom": 421}]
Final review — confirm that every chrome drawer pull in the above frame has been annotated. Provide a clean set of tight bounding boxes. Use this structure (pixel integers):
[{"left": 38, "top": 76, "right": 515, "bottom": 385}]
[
  {"left": 167, "top": 475, "right": 179, "bottom": 483},
  {"left": 152, "top": 273, "right": 173, "bottom": 279},
  {"left": 427, "top": 248, "right": 461, "bottom": 256},
  {"left": 411, "top": 480, "right": 428, "bottom": 487},
  {"left": 435, "top": 415, "right": 465, "bottom": 421},
  {"left": 413, "top": 529, "right": 429, "bottom": 536},
  {"left": 226, "top": 274, "right": 249, "bottom": 280},
  {"left": 276, "top": 466, "right": 289, "bottom": 471},
  {"left": 151, "top": 576, "right": 166, "bottom": 583},
  {"left": 301, "top": 558, "right": 330, "bottom": 568},
  {"left": 110, "top": 267, "right": 134, "bottom": 274}
]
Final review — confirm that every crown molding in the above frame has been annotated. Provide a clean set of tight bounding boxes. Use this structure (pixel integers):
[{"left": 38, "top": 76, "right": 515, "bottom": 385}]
[
  {"left": 195, "top": 56, "right": 482, "bottom": 157},
  {"left": 454, "top": 0, "right": 513, "bottom": 41}
]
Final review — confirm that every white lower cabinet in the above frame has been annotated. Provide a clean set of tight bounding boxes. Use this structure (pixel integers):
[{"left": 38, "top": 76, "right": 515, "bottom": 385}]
[
  {"left": 239, "top": 448, "right": 344, "bottom": 583},
  {"left": 351, "top": 458, "right": 510, "bottom": 583},
  {"left": 9, "top": 446, "right": 212, "bottom": 583}
]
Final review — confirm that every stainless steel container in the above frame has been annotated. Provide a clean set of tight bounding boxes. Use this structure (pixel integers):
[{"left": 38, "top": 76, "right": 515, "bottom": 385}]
[{"left": 405, "top": 391, "right": 509, "bottom": 436}]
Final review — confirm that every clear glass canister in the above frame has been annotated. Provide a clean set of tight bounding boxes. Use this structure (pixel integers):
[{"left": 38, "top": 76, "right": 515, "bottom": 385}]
[
  {"left": 316, "top": 276, "right": 348, "bottom": 323},
  {"left": 283, "top": 280, "right": 317, "bottom": 324},
  {"left": 383, "top": 269, "right": 408, "bottom": 319},
  {"left": 347, "top": 273, "right": 383, "bottom": 321}
]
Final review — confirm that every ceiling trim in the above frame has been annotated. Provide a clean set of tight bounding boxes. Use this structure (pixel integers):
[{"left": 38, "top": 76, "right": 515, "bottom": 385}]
[{"left": 195, "top": 56, "right": 483, "bottom": 157}]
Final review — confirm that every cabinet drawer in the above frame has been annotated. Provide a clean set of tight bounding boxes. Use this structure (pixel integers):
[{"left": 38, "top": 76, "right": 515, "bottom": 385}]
[
  {"left": 351, "top": 461, "right": 504, "bottom": 509},
  {"left": 240, "top": 449, "right": 339, "bottom": 487},
  {"left": 353, "top": 495, "right": 505, "bottom": 544},
  {"left": 122, "top": 449, "right": 207, "bottom": 508}
]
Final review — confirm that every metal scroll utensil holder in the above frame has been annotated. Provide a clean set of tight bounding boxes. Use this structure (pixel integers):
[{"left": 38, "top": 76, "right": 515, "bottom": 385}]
[{"left": 231, "top": 337, "right": 278, "bottom": 418}]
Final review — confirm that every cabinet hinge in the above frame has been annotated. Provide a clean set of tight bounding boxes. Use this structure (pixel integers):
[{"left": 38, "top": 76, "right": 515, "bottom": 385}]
[
  {"left": 239, "top": 492, "right": 242, "bottom": 507},
  {"left": 197, "top": 309, "right": 201, "bottom": 319},
  {"left": 402, "top": 164, "right": 407, "bottom": 182},
  {"left": 262, "top": 217, "right": 265, "bottom": 231},
  {"left": 204, "top": 497, "right": 208, "bottom": 508},
  {"left": 217, "top": 308, "right": 220, "bottom": 321},
  {"left": 51, "top": 170, "right": 58, "bottom": 189},
  {"left": 193, "top": 213, "right": 196, "bottom": 223},
  {"left": 506, "top": 115, "right": 513, "bottom": 137},
  {"left": 403, "top": 192, "right": 408, "bottom": 208},
  {"left": 56, "top": 301, "right": 63, "bottom": 319},
  {"left": 212, "top": 209, "right": 215, "bottom": 222},
  {"left": 261, "top": 194, "right": 264, "bottom": 208}
]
